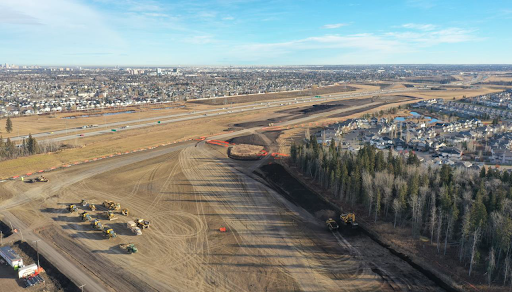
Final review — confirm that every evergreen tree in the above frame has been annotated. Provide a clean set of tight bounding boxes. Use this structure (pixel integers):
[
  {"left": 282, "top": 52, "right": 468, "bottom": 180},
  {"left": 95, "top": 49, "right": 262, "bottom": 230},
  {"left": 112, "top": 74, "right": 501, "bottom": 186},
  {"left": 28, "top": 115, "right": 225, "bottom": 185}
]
[
  {"left": 5, "top": 117, "right": 12, "bottom": 133},
  {"left": 26, "top": 134, "right": 37, "bottom": 154}
]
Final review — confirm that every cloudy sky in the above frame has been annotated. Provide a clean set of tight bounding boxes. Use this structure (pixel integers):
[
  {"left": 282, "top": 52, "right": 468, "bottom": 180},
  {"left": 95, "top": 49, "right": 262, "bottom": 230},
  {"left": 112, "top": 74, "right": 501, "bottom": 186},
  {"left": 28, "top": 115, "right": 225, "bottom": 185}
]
[{"left": 1, "top": 0, "right": 511, "bottom": 65}]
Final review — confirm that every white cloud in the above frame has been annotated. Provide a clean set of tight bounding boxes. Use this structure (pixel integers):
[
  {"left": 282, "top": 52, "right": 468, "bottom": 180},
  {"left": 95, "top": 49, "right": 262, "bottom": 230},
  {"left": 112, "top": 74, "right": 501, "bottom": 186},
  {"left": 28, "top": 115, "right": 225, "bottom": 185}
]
[
  {"left": 406, "top": 0, "right": 436, "bottom": 9},
  {"left": 322, "top": 23, "right": 349, "bottom": 29},
  {"left": 401, "top": 23, "right": 437, "bottom": 31}
]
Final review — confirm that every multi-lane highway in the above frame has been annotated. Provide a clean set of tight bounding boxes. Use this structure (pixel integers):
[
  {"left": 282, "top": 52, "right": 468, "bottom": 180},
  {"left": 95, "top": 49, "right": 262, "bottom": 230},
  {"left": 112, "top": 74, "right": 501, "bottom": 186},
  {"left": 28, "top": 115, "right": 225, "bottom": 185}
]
[{"left": 12, "top": 87, "right": 421, "bottom": 143}]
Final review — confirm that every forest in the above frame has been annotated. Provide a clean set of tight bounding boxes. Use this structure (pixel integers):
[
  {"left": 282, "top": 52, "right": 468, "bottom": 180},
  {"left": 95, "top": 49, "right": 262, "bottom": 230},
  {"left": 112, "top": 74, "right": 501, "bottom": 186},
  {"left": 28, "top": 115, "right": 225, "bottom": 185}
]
[{"left": 291, "top": 138, "right": 512, "bottom": 287}]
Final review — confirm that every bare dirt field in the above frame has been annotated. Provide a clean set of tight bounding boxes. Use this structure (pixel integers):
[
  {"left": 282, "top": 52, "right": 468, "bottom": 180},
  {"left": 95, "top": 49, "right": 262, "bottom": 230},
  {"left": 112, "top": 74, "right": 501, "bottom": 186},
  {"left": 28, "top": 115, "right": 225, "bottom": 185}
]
[
  {"left": 0, "top": 140, "right": 444, "bottom": 291},
  {"left": 190, "top": 84, "right": 357, "bottom": 105}
]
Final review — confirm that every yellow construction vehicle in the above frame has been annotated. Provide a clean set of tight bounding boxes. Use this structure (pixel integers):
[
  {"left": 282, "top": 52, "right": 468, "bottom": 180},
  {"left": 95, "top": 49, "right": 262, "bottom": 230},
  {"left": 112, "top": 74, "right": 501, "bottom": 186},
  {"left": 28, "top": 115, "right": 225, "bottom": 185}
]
[
  {"left": 326, "top": 218, "right": 339, "bottom": 231},
  {"left": 121, "top": 209, "right": 129, "bottom": 216},
  {"left": 103, "top": 228, "right": 117, "bottom": 239},
  {"left": 80, "top": 212, "right": 92, "bottom": 221},
  {"left": 105, "top": 211, "right": 118, "bottom": 221},
  {"left": 103, "top": 201, "right": 121, "bottom": 211},
  {"left": 134, "top": 219, "right": 150, "bottom": 229},
  {"left": 91, "top": 219, "right": 103, "bottom": 230},
  {"left": 34, "top": 176, "right": 48, "bottom": 182},
  {"left": 340, "top": 213, "right": 359, "bottom": 229},
  {"left": 89, "top": 204, "right": 96, "bottom": 211},
  {"left": 68, "top": 204, "right": 77, "bottom": 213}
]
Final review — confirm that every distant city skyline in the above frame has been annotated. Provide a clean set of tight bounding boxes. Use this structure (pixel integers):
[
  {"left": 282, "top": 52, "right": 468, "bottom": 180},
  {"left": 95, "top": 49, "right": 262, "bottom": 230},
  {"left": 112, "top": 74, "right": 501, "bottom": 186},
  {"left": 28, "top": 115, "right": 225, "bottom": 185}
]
[{"left": 1, "top": 0, "right": 512, "bottom": 66}]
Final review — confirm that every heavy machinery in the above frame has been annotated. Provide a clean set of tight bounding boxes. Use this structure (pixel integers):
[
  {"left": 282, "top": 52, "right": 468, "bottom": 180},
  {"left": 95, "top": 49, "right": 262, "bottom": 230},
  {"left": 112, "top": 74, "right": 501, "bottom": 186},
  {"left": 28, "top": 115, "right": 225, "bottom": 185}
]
[
  {"left": 89, "top": 204, "right": 96, "bottom": 211},
  {"left": 127, "top": 221, "right": 142, "bottom": 235},
  {"left": 91, "top": 219, "right": 103, "bottom": 230},
  {"left": 68, "top": 204, "right": 77, "bottom": 213},
  {"left": 80, "top": 212, "right": 92, "bottom": 221},
  {"left": 120, "top": 243, "right": 138, "bottom": 254},
  {"left": 326, "top": 218, "right": 339, "bottom": 231},
  {"left": 103, "top": 228, "right": 117, "bottom": 239},
  {"left": 134, "top": 219, "right": 150, "bottom": 229},
  {"left": 105, "top": 211, "right": 118, "bottom": 221},
  {"left": 34, "top": 176, "right": 48, "bottom": 182},
  {"left": 103, "top": 201, "right": 121, "bottom": 211},
  {"left": 340, "top": 213, "right": 359, "bottom": 229},
  {"left": 121, "top": 209, "right": 129, "bottom": 216},
  {"left": 80, "top": 199, "right": 88, "bottom": 207}
]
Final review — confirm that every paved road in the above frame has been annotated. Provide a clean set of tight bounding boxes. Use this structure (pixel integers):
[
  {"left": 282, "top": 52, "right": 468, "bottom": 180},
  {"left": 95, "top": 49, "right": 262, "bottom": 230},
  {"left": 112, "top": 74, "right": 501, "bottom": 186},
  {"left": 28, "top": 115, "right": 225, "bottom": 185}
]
[{"left": 11, "top": 87, "right": 421, "bottom": 143}]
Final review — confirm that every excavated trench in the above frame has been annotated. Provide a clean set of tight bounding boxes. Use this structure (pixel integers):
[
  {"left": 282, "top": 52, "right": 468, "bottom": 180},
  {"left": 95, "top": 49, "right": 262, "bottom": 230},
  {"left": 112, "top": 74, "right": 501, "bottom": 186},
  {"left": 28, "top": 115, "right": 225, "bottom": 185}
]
[{"left": 258, "top": 163, "right": 459, "bottom": 292}]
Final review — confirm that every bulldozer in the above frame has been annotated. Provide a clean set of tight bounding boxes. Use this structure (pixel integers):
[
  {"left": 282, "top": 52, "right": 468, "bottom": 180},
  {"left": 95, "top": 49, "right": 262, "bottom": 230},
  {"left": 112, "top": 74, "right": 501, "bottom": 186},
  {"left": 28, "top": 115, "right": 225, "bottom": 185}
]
[
  {"left": 34, "top": 176, "right": 48, "bottom": 182},
  {"left": 68, "top": 204, "right": 77, "bottom": 213},
  {"left": 91, "top": 219, "right": 103, "bottom": 230},
  {"left": 80, "top": 199, "right": 88, "bottom": 207},
  {"left": 80, "top": 212, "right": 92, "bottom": 221},
  {"left": 103, "top": 201, "right": 121, "bottom": 211},
  {"left": 120, "top": 243, "right": 138, "bottom": 254},
  {"left": 326, "top": 218, "right": 339, "bottom": 231},
  {"left": 105, "top": 211, "right": 118, "bottom": 221},
  {"left": 121, "top": 209, "right": 129, "bottom": 216},
  {"left": 134, "top": 219, "right": 150, "bottom": 229},
  {"left": 340, "top": 213, "right": 359, "bottom": 230},
  {"left": 89, "top": 204, "right": 96, "bottom": 211},
  {"left": 103, "top": 228, "right": 117, "bottom": 239}
]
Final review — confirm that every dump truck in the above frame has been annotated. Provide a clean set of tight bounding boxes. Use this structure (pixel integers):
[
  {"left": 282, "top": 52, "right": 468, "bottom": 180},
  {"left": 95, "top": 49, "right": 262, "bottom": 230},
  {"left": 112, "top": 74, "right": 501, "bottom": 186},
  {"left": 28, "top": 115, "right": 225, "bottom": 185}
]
[
  {"left": 103, "top": 228, "right": 117, "bottom": 239},
  {"left": 326, "top": 218, "right": 339, "bottom": 231},
  {"left": 80, "top": 212, "right": 92, "bottom": 221},
  {"left": 91, "top": 219, "right": 103, "bottom": 230},
  {"left": 134, "top": 219, "right": 150, "bottom": 229},
  {"left": 121, "top": 209, "right": 129, "bottom": 216},
  {"left": 105, "top": 211, "right": 118, "bottom": 221},
  {"left": 127, "top": 221, "right": 142, "bottom": 235},
  {"left": 68, "top": 204, "right": 77, "bottom": 213},
  {"left": 340, "top": 213, "right": 359, "bottom": 230},
  {"left": 120, "top": 243, "right": 138, "bottom": 254}
]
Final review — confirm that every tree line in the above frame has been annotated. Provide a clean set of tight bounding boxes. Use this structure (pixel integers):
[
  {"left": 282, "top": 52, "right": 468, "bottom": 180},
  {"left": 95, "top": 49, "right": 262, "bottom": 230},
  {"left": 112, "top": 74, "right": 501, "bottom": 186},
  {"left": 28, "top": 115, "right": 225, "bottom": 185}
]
[{"left": 291, "top": 137, "right": 512, "bottom": 287}]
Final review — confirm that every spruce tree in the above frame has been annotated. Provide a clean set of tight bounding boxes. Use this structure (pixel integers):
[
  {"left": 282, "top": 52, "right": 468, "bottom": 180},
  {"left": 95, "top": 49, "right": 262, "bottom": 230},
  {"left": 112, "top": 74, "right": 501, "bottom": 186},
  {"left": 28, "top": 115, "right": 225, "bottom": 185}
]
[{"left": 5, "top": 117, "right": 12, "bottom": 133}]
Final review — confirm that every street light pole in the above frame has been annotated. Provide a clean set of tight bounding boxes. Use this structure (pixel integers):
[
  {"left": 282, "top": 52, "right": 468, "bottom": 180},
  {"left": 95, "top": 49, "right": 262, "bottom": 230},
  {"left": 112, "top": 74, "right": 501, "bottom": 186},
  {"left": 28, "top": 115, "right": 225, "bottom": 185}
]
[
  {"left": 33, "top": 240, "right": 40, "bottom": 268},
  {"left": 79, "top": 284, "right": 86, "bottom": 292}
]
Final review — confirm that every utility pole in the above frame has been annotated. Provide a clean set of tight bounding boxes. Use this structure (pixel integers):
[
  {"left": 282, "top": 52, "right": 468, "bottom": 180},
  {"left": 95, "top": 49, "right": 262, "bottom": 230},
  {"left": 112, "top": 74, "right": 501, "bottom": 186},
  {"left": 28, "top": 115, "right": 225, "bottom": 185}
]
[
  {"left": 79, "top": 284, "right": 86, "bottom": 292},
  {"left": 1, "top": 231, "right": 3, "bottom": 246},
  {"left": 33, "top": 240, "right": 41, "bottom": 268}
]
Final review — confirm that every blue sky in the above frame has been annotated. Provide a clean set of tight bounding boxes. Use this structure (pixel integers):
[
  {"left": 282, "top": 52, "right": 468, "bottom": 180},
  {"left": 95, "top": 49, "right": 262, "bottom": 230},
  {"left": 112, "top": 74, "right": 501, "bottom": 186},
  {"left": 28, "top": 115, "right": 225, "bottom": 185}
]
[{"left": 1, "top": 0, "right": 512, "bottom": 65}]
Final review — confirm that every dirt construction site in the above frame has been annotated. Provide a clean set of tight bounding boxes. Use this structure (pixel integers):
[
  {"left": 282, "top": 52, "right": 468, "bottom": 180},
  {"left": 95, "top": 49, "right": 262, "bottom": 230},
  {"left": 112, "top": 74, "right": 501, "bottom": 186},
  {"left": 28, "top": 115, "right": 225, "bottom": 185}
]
[
  {"left": 0, "top": 85, "right": 490, "bottom": 291},
  {"left": 0, "top": 137, "right": 446, "bottom": 292}
]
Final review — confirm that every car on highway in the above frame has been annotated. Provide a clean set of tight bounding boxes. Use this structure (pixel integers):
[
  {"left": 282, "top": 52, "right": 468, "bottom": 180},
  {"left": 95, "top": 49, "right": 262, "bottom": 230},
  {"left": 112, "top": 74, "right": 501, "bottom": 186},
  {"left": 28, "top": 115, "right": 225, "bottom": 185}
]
[{"left": 78, "top": 134, "right": 84, "bottom": 137}]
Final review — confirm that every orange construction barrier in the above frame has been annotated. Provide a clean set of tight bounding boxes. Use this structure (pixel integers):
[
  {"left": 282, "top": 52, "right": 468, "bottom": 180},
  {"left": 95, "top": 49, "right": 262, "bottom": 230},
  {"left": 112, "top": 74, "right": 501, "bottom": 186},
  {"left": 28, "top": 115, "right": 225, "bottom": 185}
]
[{"left": 219, "top": 227, "right": 227, "bottom": 232}]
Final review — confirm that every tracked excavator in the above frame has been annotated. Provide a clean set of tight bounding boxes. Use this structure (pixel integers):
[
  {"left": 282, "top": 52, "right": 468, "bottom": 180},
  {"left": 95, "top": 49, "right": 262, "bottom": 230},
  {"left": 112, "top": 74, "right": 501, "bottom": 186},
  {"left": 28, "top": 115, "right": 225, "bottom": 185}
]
[
  {"left": 103, "top": 201, "right": 121, "bottom": 211},
  {"left": 89, "top": 204, "right": 96, "bottom": 211},
  {"left": 105, "top": 211, "right": 118, "bottom": 221},
  {"left": 340, "top": 213, "right": 359, "bottom": 230},
  {"left": 80, "top": 199, "right": 88, "bottom": 207},
  {"left": 34, "top": 176, "right": 48, "bottom": 182}
]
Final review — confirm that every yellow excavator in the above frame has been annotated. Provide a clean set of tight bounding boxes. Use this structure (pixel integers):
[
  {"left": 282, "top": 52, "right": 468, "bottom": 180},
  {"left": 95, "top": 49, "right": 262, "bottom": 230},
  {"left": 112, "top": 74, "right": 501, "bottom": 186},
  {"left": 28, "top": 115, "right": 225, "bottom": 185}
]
[
  {"left": 91, "top": 219, "right": 103, "bottom": 230},
  {"left": 89, "top": 204, "right": 96, "bottom": 211},
  {"left": 121, "top": 209, "right": 129, "bottom": 216},
  {"left": 103, "top": 201, "right": 121, "bottom": 211},
  {"left": 340, "top": 213, "right": 359, "bottom": 230},
  {"left": 80, "top": 212, "right": 92, "bottom": 221}
]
